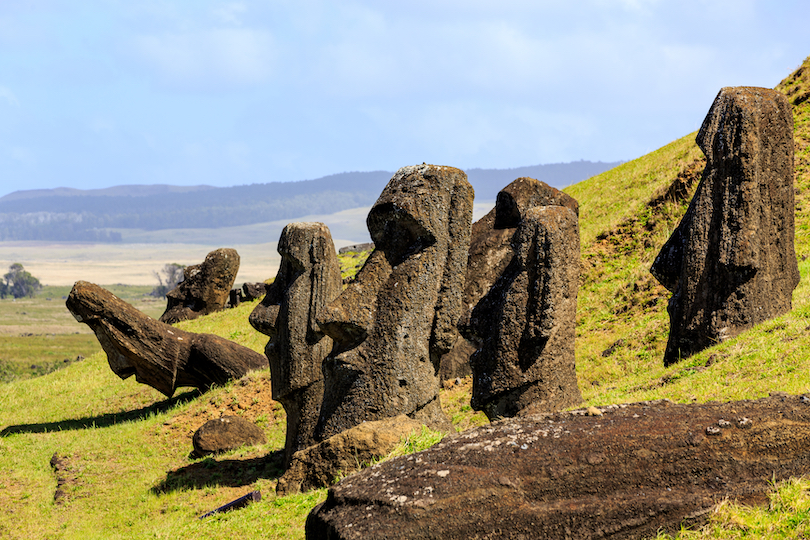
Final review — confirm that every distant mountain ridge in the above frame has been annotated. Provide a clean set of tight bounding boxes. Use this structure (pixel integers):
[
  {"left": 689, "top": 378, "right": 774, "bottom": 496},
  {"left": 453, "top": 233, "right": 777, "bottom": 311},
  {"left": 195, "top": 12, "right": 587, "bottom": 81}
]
[
  {"left": 0, "top": 184, "right": 218, "bottom": 201},
  {"left": 0, "top": 161, "right": 621, "bottom": 242}
]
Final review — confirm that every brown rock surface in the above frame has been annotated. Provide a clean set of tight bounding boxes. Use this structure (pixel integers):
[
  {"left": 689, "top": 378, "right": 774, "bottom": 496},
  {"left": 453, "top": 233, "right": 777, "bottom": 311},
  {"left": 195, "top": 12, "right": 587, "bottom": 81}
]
[
  {"left": 249, "top": 222, "right": 342, "bottom": 467},
  {"left": 160, "top": 248, "right": 241, "bottom": 324},
  {"left": 242, "top": 282, "right": 267, "bottom": 301},
  {"left": 192, "top": 415, "right": 267, "bottom": 456},
  {"left": 440, "top": 177, "right": 578, "bottom": 381},
  {"left": 66, "top": 281, "right": 268, "bottom": 397},
  {"left": 316, "top": 164, "right": 473, "bottom": 440},
  {"left": 651, "top": 87, "right": 799, "bottom": 365},
  {"left": 277, "top": 415, "right": 423, "bottom": 496},
  {"left": 462, "top": 205, "right": 583, "bottom": 419},
  {"left": 307, "top": 394, "right": 810, "bottom": 539}
]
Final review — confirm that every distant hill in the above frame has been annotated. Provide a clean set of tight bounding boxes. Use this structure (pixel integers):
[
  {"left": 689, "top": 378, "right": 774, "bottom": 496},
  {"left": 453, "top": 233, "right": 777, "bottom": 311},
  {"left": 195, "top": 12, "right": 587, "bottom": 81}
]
[{"left": 0, "top": 161, "right": 620, "bottom": 242}]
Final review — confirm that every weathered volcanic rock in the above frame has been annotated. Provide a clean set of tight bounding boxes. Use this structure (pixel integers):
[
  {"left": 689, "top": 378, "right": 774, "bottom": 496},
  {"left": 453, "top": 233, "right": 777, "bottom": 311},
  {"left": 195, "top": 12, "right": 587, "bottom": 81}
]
[
  {"left": 315, "top": 164, "right": 474, "bottom": 440},
  {"left": 651, "top": 87, "right": 799, "bottom": 365},
  {"left": 249, "top": 222, "right": 342, "bottom": 467},
  {"left": 440, "top": 177, "right": 578, "bottom": 381},
  {"left": 242, "top": 282, "right": 267, "bottom": 301},
  {"left": 277, "top": 415, "right": 423, "bottom": 496},
  {"left": 192, "top": 415, "right": 267, "bottom": 456},
  {"left": 66, "top": 281, "right": 268, "bottom": 397},
  {"left": 461, "top": 205, "right": 582, "bottom": 419},
  {"left": 307, "top": 394, "right": 810, "bottom": 540},
  {"left": 160, "top": 248, "right": 241, "bottom": 324}
]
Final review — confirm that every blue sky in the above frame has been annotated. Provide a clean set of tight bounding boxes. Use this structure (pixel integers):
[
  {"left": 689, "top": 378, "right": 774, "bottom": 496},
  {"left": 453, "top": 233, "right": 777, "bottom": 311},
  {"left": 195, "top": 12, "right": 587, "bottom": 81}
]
[{"left": 0, "top": 0, "right": 807, "bottom": 197}]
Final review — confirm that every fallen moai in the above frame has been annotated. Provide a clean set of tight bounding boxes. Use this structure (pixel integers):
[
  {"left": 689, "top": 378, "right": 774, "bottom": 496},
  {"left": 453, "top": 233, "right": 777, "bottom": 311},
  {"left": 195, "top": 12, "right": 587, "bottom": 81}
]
[
  {"left": 67, "top": 280, "right": 268, "bottom": 397},
  {"left": 461, "top": 204, "right": 583, "bottom": 419},
  {"left": 651, "top": 86, "right": 799, "bottom": 365},
  {"left": 249, "top": 222, "right": 342, "bottom": 467},
  {"left": 307, "top": 393, "right": 810, "bottom": 539},
  {"left": 315, "top": 164, "right": 474, "bottom": 440},
  {"left": 440, "top": 177, "right": 578, "bottom": 381},
  {"left": 160, "top": 248, "right": 241, "bottom": 324}
]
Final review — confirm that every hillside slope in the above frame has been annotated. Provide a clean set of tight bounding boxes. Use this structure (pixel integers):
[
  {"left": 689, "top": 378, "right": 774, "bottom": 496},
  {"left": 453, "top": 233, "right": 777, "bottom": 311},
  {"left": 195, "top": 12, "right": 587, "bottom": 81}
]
[
  {"left": 0, "top": 56, "right": 808, "bottom": 539},
  {"left": 567, "top": 55, "right": 810, "bottom": 406}
]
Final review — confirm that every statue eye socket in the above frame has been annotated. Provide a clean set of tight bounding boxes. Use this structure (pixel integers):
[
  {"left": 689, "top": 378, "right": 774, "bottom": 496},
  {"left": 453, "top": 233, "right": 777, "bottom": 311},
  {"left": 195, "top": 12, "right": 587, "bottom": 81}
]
[
  {"left": 494, "top": 192, "right": 521, "bottom": 229},
  {"left": 367, "top": 204, "right": 436, "bottom": 266}
]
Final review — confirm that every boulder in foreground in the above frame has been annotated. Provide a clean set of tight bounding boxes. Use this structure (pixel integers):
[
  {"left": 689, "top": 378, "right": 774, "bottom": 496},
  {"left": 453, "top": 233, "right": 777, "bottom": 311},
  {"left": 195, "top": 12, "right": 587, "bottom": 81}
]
[{"left": 307, "top": 393, "right": 810, "bottom": 539}]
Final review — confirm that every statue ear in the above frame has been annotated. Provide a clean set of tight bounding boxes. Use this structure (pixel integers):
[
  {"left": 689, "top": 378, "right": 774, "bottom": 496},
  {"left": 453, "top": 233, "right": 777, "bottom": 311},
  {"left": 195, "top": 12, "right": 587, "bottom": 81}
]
[
  {"left": 431, "top": 177, "right": 474, "bottom": 358},
  {"left": 307, "top": 227, "right": 343, "bottom": 339}
]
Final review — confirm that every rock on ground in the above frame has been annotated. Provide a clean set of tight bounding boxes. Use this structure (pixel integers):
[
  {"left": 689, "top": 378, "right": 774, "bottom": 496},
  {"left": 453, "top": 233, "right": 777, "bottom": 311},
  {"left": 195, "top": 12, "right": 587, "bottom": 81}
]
[
  {"left": 277, "top": 415, "right": 423, "bottom": 496},
  {"left": 192, "top": 415, "right": 267, "bottom": 456},
  {"left": 307, "top": 394, "right": 810, "bottom": 539}
]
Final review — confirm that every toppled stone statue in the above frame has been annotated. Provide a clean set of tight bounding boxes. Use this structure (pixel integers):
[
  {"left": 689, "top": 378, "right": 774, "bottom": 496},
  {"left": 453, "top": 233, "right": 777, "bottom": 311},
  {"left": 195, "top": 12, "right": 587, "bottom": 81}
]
[
  {"left": 651, "top": 87, "right": 799, "bottom": 365},
  {"left": 160, "top": 248, "right": 241, "bottom": 324},
  {"left": 461, "top": 204, "right": 582, "bottom": 419},
  {"left": 249, "top": 222, "right": 342, "bottom": 466},
  {"left": 307, "top": 394, "right": 810, "bottom": 539},
  {"left": 440, "top": 177, "right": 579, "bottom": 381},
  {"left": 67, "top": 281, "right": 268, "bottom": 397},
  {"left": 315, "top": 164, "right": 474, "bottom": 440}
]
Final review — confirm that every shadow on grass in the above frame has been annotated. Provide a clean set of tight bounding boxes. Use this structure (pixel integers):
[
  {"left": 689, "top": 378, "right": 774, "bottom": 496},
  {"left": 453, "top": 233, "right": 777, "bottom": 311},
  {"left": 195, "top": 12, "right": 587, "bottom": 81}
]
[
  {"left": 152, "top": 449, "right": 285, "bottom": 493},
  {"left": 0, "top": 389, "right": 201, "bottom": 436}
]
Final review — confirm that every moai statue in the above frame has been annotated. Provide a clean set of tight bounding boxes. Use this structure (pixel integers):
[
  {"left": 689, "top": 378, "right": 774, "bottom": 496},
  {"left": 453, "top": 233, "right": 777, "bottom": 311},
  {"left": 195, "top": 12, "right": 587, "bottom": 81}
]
[
  {"left": 440, "top": 177, "right": 579, "bottom": 381},
  {"left": 651, "top": 87, "right": 799, "bottom": 365},
  {"left": 160, "top": 248, "right": 240, "bottom": 324},
  {"left": 66, "top": 281, "right": 268, "bottom": 397},
  {"left": 315, "top": 164, "right": 474, "bottom": 440},
  {"left": 461, "top": 205, "right": 582, "bottom": 420},
  {"left": 249, "top": 223, "right": 342, "bottom": 466}
]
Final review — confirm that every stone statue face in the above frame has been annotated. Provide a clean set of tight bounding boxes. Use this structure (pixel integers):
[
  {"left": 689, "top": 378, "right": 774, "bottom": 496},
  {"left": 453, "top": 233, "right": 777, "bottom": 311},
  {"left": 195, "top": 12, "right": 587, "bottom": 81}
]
[
  {"left": 315, "top": 164, "right": 473, "bottom": 439},
  {"left": 67, "top": 280, "right": 268, "bottom": 398},
  {"left": 650, "top": 86, "right": 798, "bottom": 365},
  {"left": 249, "top": 222, "right": 341, "bottom": 402}
]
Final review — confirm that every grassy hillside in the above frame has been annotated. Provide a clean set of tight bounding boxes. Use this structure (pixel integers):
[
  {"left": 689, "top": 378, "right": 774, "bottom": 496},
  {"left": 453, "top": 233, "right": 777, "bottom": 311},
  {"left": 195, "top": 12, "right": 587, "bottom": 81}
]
[{"left": 1, "top": 55, "right": 809, "bottom": 539}]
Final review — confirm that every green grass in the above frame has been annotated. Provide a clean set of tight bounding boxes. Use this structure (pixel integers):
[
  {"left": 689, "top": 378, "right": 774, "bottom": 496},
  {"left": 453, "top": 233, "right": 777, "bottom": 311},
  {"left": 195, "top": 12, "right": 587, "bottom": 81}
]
[
  {"left": 1, "top": 55, "right": 810, "bottom": 540},
  {"left": 655, "top": 478, "right": 810, "bottom": 539},
  {"left": 337, "top": 250, "right": 371, "bottom": 282}
]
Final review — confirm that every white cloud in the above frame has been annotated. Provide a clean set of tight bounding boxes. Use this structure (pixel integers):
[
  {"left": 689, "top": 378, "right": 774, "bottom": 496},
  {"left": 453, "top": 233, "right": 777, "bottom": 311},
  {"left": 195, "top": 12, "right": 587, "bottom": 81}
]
[
  {"left": 131, "top": 27, "right": 276, "bottom": 89},
  {"left": 0, "top": 86, "right": 20, "bottom": 107},
  {"left": 9, "top": 146, "right": 34, "bottom": 165},
  {"left": 212, "top": 2, "right": 248, "bottom": 25}
]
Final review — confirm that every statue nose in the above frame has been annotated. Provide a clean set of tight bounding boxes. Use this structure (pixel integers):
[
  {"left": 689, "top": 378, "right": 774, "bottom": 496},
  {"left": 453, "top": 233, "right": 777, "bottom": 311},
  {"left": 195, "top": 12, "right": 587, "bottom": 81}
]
[{"left": 249, "top": 303, "right": 280, "bottom": 337}]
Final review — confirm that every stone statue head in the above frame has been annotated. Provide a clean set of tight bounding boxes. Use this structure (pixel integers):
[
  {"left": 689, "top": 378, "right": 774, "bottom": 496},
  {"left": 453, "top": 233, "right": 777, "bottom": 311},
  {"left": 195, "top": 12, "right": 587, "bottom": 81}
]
[
  {"left": 249, "top": 222, "right": 341, "bottom": 402},
  {"left": 315, "top": 164, "right": 473, "bottom": 439}
]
